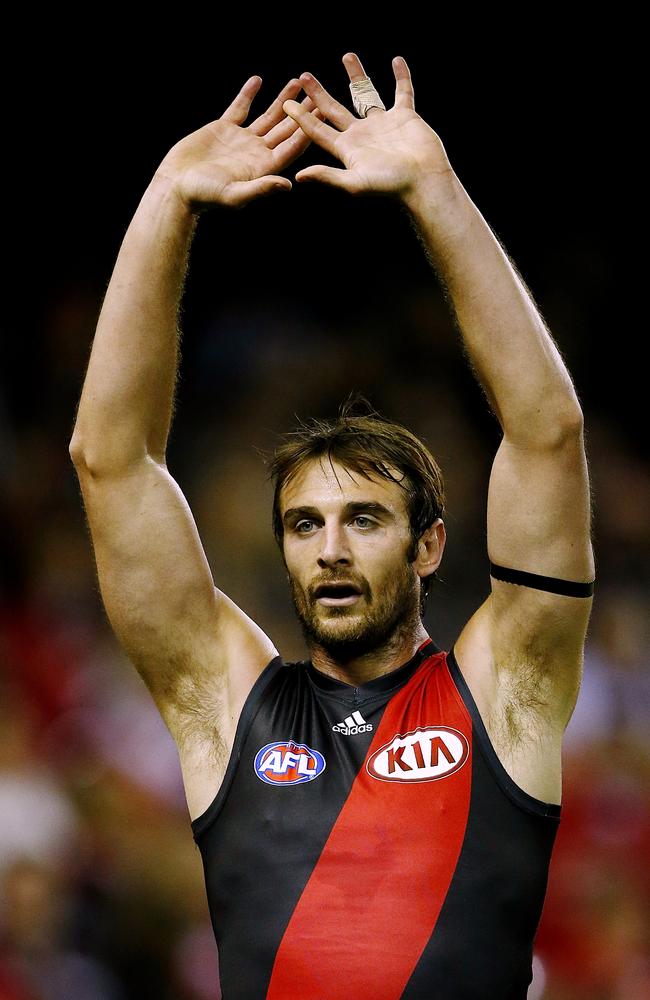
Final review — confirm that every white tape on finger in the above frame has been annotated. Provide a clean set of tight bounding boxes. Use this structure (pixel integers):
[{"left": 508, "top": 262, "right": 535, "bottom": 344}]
[{"left": 349, "top": 77, "right": 386, "bottom": 118}]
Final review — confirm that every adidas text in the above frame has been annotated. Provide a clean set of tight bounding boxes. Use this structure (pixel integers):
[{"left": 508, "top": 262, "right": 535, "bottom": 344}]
[{"left": 332, "top": 711, "right": 373, "bottom": 736}]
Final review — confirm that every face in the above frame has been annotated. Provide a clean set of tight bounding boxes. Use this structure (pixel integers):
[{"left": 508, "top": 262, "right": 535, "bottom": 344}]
[{"left": 280, "top": 456, "right": 440, "bottom": 661}]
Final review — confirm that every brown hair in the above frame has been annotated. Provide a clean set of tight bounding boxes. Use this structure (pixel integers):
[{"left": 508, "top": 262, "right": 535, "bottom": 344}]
[{"left": 261, "top": 392, "right": 446, "bottom": 617}]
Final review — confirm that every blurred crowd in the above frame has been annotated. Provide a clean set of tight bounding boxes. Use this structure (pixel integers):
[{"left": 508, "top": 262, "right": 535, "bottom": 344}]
[{"left": 1, "top": 255, "right": 648, "bottom": 998}]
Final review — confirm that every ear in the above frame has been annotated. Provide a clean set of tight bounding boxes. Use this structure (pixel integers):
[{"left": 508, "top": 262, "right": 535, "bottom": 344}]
[{"left": 414, "top": 518, "right": 446, "bottom": 582}]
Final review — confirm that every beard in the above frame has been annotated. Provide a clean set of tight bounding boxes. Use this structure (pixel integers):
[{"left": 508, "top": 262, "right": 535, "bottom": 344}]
[{"left": 287, "top": 555, "right": 422, "bottom": 664}]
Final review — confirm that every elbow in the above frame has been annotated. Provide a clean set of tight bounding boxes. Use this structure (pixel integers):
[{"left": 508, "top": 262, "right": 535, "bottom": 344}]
[
  {"left": 556, "top": 405, "right": 585, "bottom": 442},
  {"left": 504, "top": 404, "right": 585, "bottom": 450},
  {"left": 68, "top": 437, "right": 153, "bottom": 477},
  {"left": 68, "top": 435, "right": 102, "bottom": 473},
  {"left": 69, "top": 435, "right": 87, "bottom": 466},
  {"left": 538, "top": 411, "right": 585, "bottom": 450}
]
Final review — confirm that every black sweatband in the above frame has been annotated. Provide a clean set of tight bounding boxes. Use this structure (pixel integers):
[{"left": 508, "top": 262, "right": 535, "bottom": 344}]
[{"left": 489, "top": 561, "right": 595, "bottom": 598}]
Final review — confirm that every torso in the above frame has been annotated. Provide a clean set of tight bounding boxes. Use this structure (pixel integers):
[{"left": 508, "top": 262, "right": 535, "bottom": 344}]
[
  {"left": 189, "top": 640, "right": 563, "bottom": 1000},
  {"left": 177, "top": 631, "right": 564, "bottom": 823}
]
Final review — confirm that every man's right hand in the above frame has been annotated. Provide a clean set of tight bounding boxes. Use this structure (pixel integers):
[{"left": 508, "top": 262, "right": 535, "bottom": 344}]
[{"left": 155, "top": 76, "right": 324, "bottom": 212}]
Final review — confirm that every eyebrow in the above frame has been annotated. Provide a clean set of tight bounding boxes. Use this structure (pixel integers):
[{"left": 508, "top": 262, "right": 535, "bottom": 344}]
[{"left": 282, "top": 501, "right": 397, "bottom": 526}]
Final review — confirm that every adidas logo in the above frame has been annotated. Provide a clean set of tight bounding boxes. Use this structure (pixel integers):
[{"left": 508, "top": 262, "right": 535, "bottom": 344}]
[{"left": 332, "top": 711, "right": 373, "bottom": 736}]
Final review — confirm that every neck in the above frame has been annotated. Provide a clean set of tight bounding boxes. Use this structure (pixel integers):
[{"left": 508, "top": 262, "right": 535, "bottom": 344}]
[{"left": 308, "top": 621, "right": 431, "bottom": 686}]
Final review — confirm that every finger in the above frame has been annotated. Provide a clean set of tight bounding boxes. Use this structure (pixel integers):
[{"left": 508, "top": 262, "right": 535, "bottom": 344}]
[
  {"left": 221, "top": 75, "right": 264, "bottom": 126},
  {"left": 341, "top": 52, "right": 386, "bottom": 117},
  {"left": 342, "top": 51, "right": 369, "bottom": 81},
  {"left": 282, "top": 99, "right": 340, "bottom": 157},
  {"left": 274, "top": 107, "right": 326, "bottom": 165},
  {"left": 265, "top": 94, "right": 319, "bottom": 149},
  {"left": 392, "top": 55, "right": 415, "bottom": 110},
  {"left": 294, "top": 164, "right": 356, "bottom": 193},
  {"left": 224, "top": 175, "right": 292, "bottom": 209},
  {"left": 247, "top": 77, "right": 305, "bottom": 136},
  {"left": 298, "top": 71, "right": 356, "bottom": 131}
]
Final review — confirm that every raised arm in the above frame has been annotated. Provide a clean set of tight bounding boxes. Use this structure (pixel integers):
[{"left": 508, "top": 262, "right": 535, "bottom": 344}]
[
  {"left": 283, "top": 54, "right": 594, "bottom": 729},
  {"left": 400, "top": 151, "right": 595, "bottom": 729},
  {"left": 69, "top": 76, "right": 322, "bottom": 775}
]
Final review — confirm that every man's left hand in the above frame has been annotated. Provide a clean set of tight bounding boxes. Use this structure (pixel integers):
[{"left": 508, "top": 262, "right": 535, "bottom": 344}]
[{"left": 282, "top": 52, "right": 454, "bottom": 200}]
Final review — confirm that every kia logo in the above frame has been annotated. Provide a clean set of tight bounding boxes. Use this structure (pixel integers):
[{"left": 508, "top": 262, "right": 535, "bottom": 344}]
[{"left": 366, "top": 726, "right": 469, "bottom": 783}]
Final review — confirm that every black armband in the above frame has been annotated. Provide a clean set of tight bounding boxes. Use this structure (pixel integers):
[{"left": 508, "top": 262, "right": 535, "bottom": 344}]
[{"left": 489, "top": 561, "right": 595, "bottom": 598}]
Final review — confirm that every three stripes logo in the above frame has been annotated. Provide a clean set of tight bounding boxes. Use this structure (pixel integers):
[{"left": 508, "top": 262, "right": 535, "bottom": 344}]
[{"left": 332, "top": 710, "right": 373, "bottom": 736}]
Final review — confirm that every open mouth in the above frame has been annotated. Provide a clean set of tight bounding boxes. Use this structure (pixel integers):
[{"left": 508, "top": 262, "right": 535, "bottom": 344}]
[{"left": 314, "top": 583, "right": 363, "bottom": 606}]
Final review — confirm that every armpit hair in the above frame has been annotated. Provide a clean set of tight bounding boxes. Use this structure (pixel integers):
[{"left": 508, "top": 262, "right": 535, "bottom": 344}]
[{"left": 141, "top": 656, "right": 229, "bottom": 767}]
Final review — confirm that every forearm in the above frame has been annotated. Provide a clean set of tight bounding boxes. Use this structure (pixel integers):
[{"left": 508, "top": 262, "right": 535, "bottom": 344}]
[
  {"left": 402, "top": 173, "right": 583, "bottom": 447},
  {"left": 70, "top": 172, "right": 199, "bottom": 473}
]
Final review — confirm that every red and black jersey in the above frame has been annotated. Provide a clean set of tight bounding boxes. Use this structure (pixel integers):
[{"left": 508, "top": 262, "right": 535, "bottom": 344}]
[{"left": 191, "top": 637, "right": 561, "bottom": 999}]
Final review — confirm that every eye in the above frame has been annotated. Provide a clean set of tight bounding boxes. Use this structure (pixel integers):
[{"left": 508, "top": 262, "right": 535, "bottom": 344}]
[
  {"left": 353, "top": 515, "right": 375, "bottom": 528},
  {"left": 295, "top": 519, "right": 316, "bottom": 533}
]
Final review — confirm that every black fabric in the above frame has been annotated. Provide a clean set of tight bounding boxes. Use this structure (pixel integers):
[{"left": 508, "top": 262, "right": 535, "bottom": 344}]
[
  {"left": 401, "top": 650, "right": 561, "bottom": 997},
  {"left": 192, "top": 642, "right": 436, "bottom": 999},
  {"left": 190, "top": 640, "right": 561, "bottom": 998},
  {"left": 402, "top": 730, "right": 559, "bottom": 998},
  {"left": 490, "top": 560, "right": 595, "bottom": 597}
]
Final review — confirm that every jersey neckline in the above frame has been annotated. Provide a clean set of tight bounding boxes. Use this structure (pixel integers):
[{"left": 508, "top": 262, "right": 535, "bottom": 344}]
[{"left": 305, "top": 636, "right": 441, "bottom": 695}]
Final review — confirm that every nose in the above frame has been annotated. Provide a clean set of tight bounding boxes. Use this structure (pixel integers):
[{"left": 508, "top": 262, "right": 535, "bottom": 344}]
[{"left": 317, "top": 520, "right": 352, "bottom": 568}]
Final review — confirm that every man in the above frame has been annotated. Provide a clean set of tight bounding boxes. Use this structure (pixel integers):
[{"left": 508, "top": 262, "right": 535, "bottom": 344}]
[{"left": 69, "top": 52, "right": 595, "bottom": 999}]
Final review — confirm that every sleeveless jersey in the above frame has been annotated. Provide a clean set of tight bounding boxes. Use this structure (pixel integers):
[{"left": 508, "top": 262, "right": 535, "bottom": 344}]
[{"left": 190, "top": 637, "right": 561, "bottom": 999}]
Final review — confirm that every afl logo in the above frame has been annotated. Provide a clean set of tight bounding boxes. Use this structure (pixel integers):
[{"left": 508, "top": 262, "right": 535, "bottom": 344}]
[
  {"left": 254, "top": 741, "right": 326, "bottom": 785},
  {"left": 367, "top": 726, "right": 469, "bottom": 783}
]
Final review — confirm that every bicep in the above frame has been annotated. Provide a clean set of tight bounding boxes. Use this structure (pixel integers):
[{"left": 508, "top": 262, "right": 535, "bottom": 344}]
[
  {"left": 485, "top": 422, "right": 595, "bottom": 712},
  {"left": 72, "top": 455, "right": 277, "bottom": 728},
  {"left": 487, "top": 420, "right": 594, "bottom": 582}
]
